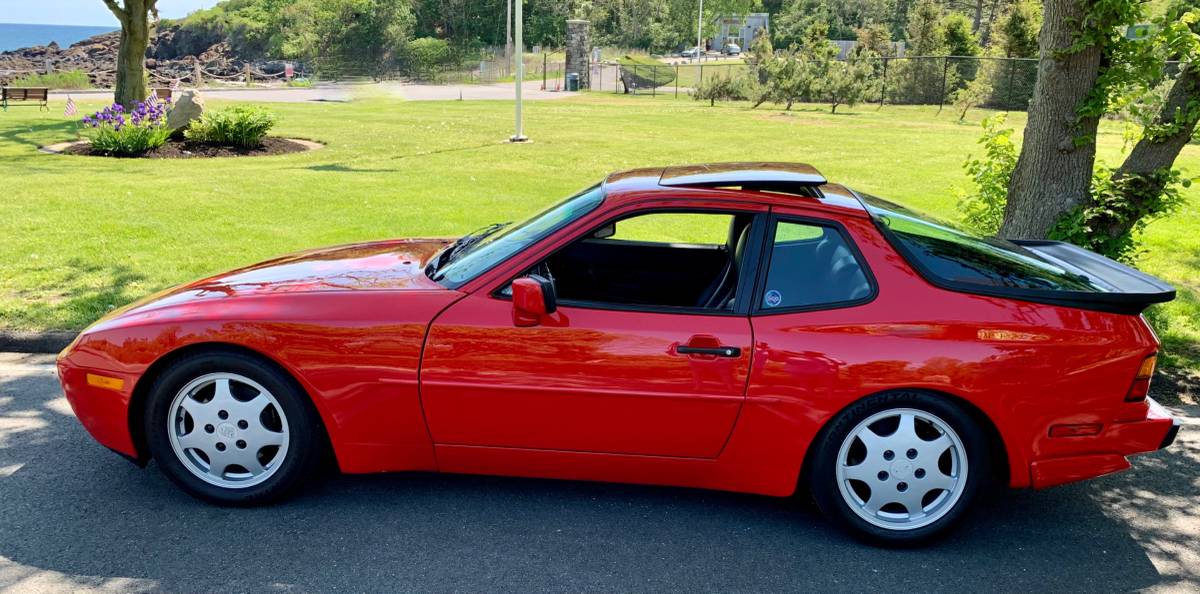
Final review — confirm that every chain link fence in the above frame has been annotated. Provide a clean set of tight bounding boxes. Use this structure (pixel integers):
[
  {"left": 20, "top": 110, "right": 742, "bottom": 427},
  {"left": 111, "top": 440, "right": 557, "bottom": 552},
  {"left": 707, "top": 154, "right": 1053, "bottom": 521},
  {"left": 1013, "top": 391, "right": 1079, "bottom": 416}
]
[{"left": 583, "top": 55, "right": 1041, "bottom": 110}]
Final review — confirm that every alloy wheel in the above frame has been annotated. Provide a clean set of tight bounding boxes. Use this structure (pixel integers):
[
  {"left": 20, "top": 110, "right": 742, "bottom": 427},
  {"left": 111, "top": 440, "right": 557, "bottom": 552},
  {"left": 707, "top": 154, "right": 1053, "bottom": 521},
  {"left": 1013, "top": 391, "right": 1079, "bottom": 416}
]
[{"left": 834, "top": 407, "right": 967, "bottom": 531}]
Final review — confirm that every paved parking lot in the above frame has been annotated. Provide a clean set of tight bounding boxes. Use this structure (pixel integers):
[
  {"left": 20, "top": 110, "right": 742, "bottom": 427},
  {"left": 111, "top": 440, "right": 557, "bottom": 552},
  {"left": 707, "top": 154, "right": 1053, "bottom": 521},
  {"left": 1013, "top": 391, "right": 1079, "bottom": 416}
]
[{"left": 1, "top": 353, "right": 1196, "bottom": 593}]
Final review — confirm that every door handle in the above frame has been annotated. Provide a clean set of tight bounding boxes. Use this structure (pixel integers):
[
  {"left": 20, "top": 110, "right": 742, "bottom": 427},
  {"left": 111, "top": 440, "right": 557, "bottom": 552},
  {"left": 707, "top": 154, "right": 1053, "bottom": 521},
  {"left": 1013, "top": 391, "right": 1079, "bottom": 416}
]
[{"left": 676, "top": 345, "right": 741, "bottom": 357}]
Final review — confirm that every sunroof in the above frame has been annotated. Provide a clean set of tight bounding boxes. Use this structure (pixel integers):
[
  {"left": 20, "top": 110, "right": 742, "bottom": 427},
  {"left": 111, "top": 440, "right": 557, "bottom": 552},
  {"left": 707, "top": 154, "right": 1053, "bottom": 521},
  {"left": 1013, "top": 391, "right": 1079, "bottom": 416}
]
[{"left": 659, "top": 162, "right": 827, "bottom": 188}]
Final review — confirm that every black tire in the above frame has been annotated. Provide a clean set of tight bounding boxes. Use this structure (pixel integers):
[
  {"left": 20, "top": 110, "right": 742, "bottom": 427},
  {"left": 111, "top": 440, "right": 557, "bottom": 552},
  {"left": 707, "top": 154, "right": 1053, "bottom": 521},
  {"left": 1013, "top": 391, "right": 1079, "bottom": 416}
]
[
  {"left": 144, "top": 350, "right": 325, "bottom": 505},
  {"left": 808, "top": 391, "right": 990, "bottom": 546}
]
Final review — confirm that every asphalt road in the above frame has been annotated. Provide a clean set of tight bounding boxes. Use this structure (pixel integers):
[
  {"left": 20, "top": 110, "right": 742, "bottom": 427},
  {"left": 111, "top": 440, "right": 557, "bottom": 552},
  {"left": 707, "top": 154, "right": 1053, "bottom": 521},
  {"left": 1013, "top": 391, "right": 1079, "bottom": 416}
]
[{"left": 1, "top": 353, "right": 1197, "bottom": 593}]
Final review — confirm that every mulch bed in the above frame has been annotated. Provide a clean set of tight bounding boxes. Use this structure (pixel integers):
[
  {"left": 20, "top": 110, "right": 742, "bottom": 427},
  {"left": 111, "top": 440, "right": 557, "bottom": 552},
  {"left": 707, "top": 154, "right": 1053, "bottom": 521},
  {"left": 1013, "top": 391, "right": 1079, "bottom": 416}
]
[{"left": 62, "top": 137, "right": 313, "bottom": 158}]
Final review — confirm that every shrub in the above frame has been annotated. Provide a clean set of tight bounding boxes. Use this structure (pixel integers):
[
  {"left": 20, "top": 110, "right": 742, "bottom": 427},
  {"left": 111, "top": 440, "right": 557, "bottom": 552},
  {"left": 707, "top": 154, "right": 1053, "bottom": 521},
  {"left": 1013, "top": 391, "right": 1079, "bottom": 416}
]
[
  {"left": 286, "top": 77, "right": 313, "bottom": 88},
  {"left": 186, "top": 105, "right": 278, "bottom": 148},
  {"left": 10, "top": 69, "right": 92, "bottom": 89},
  {"left": 957, "top": 113, "right": 1016, "bottom": 235},
  {"left": 406, "top": 37, "right": 453, "bottom": 78},
  {"left": 693, "top": 74, "right": 745, "bottom": 106},
  {"left": 82, "top": 100, "right": 171, "bottom": 155}
]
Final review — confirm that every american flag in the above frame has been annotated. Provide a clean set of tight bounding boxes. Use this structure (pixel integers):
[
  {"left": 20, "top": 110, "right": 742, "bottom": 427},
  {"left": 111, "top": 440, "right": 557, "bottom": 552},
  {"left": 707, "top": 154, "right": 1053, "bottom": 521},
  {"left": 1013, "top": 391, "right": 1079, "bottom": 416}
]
[
  {"left": 64, "top": 95, "right": 77, "bottom": 117},
  {"left": 146, "top": 92, "right": 158, "bottom": 108}
]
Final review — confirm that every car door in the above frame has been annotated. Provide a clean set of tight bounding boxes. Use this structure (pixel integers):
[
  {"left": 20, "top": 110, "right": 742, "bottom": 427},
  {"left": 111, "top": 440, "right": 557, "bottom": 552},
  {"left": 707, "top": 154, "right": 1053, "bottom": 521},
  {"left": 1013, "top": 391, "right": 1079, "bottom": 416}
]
[{"left": 419, "top": 207, "right": 766, "bottom": 459}]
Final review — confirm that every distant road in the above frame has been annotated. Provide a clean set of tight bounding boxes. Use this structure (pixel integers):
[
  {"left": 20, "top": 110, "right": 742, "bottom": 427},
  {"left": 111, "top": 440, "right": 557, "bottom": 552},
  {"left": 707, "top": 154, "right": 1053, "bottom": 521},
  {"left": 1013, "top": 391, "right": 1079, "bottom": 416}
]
[{"left": 51, "top": 81, "right": 579, "bottom": 104}]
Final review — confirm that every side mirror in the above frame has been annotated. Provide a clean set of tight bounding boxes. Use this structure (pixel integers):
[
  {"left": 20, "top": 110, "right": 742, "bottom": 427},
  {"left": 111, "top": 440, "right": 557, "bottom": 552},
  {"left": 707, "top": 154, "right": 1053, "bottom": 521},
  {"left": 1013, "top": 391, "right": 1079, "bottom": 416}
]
[
  {"left": 592, "top": 222, "right": 616, "bottom": 240},
  {"left": 512, "top": 274, "right": 557, "bottom": 327}
]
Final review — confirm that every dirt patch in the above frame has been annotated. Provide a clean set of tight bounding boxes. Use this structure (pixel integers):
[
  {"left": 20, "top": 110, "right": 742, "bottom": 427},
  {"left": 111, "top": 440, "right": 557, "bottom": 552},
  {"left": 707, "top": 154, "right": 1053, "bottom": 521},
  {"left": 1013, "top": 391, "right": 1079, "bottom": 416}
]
[{"left": 50, "top": 137, "right": 322, "bottom": 159}]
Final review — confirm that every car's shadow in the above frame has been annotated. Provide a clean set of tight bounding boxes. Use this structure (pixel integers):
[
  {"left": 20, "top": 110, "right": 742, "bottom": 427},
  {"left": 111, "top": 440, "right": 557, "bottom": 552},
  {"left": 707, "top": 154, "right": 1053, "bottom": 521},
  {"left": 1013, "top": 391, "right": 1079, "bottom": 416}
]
[{"left": 0, "top": 369, "right": 1196, "bottom": 592}]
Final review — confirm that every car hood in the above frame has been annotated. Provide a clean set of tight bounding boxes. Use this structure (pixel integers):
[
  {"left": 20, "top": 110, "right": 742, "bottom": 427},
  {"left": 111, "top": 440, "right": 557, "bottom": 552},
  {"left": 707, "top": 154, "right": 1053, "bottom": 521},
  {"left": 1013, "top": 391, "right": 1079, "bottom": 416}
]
[{"left": 106, "top": 238, "right": 452, "bottom": 319}]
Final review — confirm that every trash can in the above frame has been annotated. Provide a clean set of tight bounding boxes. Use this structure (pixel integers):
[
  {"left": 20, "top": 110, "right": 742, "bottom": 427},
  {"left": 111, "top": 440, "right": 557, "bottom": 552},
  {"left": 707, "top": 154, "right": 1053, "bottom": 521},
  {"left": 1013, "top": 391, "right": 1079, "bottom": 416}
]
[{"left": 567, "top": 72, "right": 580, "bottom": 92}]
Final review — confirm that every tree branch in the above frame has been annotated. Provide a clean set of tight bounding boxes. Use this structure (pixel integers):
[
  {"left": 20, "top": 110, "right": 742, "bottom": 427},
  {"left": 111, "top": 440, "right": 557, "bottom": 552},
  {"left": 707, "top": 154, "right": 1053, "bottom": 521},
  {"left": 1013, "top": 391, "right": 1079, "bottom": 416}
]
[{"left": 101, "top": 0, "right": 127, "bottom": 23}]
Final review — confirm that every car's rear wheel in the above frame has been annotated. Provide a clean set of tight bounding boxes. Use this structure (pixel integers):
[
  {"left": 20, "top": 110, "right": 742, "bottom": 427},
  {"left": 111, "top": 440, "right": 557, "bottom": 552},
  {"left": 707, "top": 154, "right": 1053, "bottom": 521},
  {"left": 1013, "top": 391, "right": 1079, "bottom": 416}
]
[
  {"left": 809, "top": 391, "right": 988, "bottom": 545},
  {"left": 144, "top": 351, "right": 323, "bottom": 505}
]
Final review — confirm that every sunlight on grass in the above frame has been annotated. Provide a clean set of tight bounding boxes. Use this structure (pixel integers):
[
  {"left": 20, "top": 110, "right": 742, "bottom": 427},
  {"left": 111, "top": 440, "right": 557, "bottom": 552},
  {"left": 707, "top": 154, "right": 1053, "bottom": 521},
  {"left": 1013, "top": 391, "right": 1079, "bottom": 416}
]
[{"left": 2, "top": 92, "right": 1199, "bottom": 372}]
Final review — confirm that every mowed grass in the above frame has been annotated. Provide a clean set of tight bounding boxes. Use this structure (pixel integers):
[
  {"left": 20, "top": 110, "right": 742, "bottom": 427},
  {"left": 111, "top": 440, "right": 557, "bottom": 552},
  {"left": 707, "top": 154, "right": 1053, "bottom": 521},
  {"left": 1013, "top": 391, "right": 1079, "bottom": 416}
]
[{"left": 3, "top": 92, "right": 1200, "bottom": 371}]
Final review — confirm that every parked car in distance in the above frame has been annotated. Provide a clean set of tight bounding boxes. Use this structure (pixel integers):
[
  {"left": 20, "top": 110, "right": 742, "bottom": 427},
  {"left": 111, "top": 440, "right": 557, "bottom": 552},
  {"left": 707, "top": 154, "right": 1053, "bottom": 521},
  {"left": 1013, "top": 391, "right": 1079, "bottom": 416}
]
[
  {"left": 58, "top": 162, "right": 1181, "bottom": 545},
  {"left": 723, "top": 42, "right": 742, "bottom": 56},
  {"left": 681, "top": 46, "right": 703, "bottom": 58}
]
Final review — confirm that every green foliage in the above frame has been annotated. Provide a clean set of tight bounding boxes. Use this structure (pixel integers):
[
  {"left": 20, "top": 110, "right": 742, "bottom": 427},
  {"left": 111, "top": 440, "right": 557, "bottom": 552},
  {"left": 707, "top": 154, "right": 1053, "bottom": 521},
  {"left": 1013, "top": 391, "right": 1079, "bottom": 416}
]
[
  {"left": 176, "top": 0, "right": 413, "bottom": 74},
  {"left": 8, "top": 70, "right": 91, "bottom": 90},
  {"left": 1052, "top": 167, "right": 1192, "bottom": 261},
  {"left": 855, "top": 23, "right": 894, "bottom": 57},
  {"left": 822, "top": 53, "right": 879, "bottom": 112},
  {"left": 693, "top": 73, "right": 746, "bottom": 105},
  {"left": 957, "top": 114, "right": 1017, "bottom": 235},
  {"left": 985, "top": 0, "right": 1041, "bottom": 109},
  {"left": 942, "top": 12, "right": 981, "bottom": 86},
  {"left": 285, "top": 77, "right": 313, "bottom": 87},
  {"left": 406, "top": 37, "right": 454, "bottom": 78},
  {"left": 88, "top": 125, "right": 172, "bottom": 155},
  {"left": 952, "top": 70, "right": 994, "bottom": 121},
  {"left": 185, "top": 105, "right": 278, "bottom": 148},
  {"left": 887, "top": 0, "right": 955, "bottom": 104},
  {"left": 774, "top": 0, "right": 896, "bottom": 45}
]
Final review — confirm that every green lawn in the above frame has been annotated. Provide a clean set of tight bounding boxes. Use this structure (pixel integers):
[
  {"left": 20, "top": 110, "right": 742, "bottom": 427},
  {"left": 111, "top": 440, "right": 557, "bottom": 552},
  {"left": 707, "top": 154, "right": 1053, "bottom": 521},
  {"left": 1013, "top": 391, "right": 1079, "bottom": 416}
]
[{"left": 3, "top": 92, "right": 1200, "bottom": 373}]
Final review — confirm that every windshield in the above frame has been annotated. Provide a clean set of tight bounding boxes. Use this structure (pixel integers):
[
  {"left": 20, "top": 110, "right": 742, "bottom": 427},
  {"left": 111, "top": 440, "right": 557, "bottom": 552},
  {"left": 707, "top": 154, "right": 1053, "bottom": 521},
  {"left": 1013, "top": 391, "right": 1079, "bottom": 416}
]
[
  {"left": 859, "top": 193, "right": 1107, "bottom": 292},
  {"left": 429, "top": 184, "right": 605, "bottom": 288}
]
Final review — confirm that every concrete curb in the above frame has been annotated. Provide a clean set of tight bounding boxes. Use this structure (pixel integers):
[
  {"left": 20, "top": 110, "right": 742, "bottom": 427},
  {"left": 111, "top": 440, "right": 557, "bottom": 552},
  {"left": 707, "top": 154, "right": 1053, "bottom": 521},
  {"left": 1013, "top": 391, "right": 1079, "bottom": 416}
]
[{"left": 0, "top": 331, "right": 74, "bottom": 354}]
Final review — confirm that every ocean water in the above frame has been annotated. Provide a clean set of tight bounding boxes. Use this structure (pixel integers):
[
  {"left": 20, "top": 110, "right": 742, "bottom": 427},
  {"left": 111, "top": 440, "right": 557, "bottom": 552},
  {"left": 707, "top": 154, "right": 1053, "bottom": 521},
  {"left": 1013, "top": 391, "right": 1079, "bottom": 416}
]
[{"left": 0, "top": 23, "right": 116, "bottom": 52}]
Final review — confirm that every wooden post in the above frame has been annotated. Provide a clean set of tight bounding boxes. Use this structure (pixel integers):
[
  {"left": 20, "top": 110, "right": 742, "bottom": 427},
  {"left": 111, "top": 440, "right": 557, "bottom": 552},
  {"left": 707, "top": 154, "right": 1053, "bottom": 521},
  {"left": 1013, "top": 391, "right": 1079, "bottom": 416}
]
[
  {"left": 244, "top": 62, "right": 252, "bottom": 87},
  {"left": 194, "top": 62, "right": 203, "bottom": 88},
  {"left": 675, "top": 64, "right": 679, "bottom": 98},
  {"left": 879, "top": 57, "right": 887, "bottom": 108}
]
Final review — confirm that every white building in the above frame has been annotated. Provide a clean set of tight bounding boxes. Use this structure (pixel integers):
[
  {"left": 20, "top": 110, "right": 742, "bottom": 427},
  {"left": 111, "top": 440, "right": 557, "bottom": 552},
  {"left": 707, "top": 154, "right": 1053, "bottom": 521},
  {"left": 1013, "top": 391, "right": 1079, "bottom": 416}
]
[{"left": 711, "top": 13, "right": 769, "bottom": 51}]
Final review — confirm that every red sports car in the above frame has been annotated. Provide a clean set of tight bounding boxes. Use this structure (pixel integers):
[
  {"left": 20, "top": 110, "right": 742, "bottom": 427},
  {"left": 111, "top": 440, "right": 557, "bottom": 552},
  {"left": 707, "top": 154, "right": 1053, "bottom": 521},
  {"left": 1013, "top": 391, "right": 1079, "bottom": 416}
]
[{"left": 58, "top": 163, "right": 1181, "bottom": 544}]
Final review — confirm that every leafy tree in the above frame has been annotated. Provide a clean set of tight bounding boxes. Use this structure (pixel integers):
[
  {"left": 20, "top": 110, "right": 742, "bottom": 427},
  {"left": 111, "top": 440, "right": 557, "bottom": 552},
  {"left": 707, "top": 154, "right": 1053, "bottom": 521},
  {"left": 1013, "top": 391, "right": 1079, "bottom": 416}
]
[
  {"left": 942, "top": 11, "right": 981, "bottom": 85},
  {"left": 985, "top": 0, "right": 1040, "bottom": 108},
  {"left": 855, "top": 22, "right": 893, "bottom": 56},
  {"left": 887, "top": 0, "right": 951, "bottom": 104},
  {"left": 951, "top": 68, "right": 993, "bottom": 120},
  {"left": 101, "top": 0, "right": 158, "bottom": 108},
  {"left": 821, "top": 50, "right": 879, "bottom": 112}
]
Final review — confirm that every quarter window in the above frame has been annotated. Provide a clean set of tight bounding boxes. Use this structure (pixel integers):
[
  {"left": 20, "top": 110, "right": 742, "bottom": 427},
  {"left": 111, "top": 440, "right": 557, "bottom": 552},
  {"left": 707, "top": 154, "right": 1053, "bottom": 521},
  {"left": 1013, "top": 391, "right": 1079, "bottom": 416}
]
[{"left": 760, "top": 221, "right": 872, "bottom": 310}]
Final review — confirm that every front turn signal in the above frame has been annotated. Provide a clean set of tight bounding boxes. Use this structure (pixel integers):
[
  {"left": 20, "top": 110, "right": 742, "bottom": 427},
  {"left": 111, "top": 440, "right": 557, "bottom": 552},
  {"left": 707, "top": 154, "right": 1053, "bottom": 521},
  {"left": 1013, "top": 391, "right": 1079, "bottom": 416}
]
[{"left": 1125, "top": 353, "right": 1157, "bottom": 402}]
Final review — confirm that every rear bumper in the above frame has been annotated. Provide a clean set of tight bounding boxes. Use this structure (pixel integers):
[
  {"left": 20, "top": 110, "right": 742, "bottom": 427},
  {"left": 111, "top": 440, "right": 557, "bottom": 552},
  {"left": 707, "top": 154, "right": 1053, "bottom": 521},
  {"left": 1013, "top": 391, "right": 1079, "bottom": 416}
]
[{"left": 1030, "top": 398, "right": 1179, "bottom": 489}]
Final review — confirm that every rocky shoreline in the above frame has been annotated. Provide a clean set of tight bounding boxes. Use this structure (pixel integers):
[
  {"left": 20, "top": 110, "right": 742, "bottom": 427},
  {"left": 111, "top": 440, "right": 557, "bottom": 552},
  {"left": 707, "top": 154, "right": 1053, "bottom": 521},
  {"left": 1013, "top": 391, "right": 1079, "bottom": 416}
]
[{"left": 0, "top": 24, "right": 296, "bottom": 88}]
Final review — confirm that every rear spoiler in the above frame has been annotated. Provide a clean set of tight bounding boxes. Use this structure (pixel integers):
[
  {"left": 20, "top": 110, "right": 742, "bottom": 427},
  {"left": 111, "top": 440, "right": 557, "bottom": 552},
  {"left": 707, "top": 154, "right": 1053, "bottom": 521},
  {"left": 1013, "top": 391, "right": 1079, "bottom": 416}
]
[{"left": 1011, "top": 240, "right": 1175, "bottom": 315}]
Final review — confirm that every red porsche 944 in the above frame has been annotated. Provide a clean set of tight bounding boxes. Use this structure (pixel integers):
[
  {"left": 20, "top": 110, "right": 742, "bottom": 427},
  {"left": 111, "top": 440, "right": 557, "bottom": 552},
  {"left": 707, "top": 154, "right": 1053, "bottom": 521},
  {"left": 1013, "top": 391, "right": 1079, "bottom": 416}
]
[{"left": 58, "top": 163, "right": 1181, "bottom": 543}]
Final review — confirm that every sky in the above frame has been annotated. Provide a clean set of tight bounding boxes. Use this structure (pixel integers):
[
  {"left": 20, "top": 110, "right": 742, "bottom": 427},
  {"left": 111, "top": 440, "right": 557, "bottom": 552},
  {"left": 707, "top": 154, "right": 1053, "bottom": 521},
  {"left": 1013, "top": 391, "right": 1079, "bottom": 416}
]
[{"left": 0, "top": 0, "right": 220, "bottom": 27}]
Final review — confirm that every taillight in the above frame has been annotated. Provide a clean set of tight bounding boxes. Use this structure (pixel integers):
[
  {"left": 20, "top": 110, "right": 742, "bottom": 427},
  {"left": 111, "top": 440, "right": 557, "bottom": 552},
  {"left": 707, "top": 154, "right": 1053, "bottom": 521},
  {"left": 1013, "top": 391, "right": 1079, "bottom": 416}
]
[{"left": 1125, "top": 353, "right": 1157, "bottom": 402}]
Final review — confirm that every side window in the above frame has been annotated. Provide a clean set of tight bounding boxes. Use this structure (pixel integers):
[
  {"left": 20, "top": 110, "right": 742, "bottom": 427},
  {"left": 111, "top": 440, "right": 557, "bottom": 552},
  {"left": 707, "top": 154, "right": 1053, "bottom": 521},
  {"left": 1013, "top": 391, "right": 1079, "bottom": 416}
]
[
  {"left": 760, "top": 220, "right": 872, "bottom": 310},
  {"left": 606, "top": 213, "right": 733, "bottom": 245},
  {"left": 525, "top": 210, "right": 753, "bottom": 311}
]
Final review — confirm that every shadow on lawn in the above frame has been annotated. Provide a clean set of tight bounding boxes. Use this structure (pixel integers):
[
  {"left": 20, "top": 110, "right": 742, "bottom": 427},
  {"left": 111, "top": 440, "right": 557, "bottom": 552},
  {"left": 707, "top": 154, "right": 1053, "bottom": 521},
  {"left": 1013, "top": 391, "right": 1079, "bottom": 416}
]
[
  {"left": 9, "top": 258, "right": 149, "bottom": 332},
  {"left": 0, "top": 362, "right": 1196, "bottom": 591},
  {"left": 0, "top": 119, "right": 77, "bottom": 149}
]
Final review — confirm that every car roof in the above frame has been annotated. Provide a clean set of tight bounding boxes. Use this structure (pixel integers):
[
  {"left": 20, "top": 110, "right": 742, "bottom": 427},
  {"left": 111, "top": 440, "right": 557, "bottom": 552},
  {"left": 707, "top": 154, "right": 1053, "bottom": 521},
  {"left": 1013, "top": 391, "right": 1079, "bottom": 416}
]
[{"left": 601, "top": 162, "right": 870, "bottom": 217}]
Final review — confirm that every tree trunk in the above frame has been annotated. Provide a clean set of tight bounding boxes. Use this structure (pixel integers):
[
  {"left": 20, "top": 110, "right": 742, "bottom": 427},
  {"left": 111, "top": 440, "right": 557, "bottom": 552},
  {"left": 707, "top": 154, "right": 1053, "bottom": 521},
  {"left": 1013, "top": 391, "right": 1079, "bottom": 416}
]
[
  {"left": 104, "top": 0, "right": 155, "bottom": 109},
  {"left": 972, "top": 0, "right": 984, "bottom": 32},
  {"left": 1099, "top": 66, "right": 1200, "bottom": 239},
  {"left": 999, "top": 0, "right": 1104, "bottom": 239}
]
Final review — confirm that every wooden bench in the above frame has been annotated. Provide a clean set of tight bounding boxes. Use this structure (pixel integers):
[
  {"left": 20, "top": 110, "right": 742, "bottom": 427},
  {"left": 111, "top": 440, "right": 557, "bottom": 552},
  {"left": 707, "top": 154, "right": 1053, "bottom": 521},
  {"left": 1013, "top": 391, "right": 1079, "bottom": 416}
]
[
  {"left": 153, "top": 88, "right": 173, "bottom": 102},
  {"left": 1, "top": 87, "right": 50, "bottom": 111}
]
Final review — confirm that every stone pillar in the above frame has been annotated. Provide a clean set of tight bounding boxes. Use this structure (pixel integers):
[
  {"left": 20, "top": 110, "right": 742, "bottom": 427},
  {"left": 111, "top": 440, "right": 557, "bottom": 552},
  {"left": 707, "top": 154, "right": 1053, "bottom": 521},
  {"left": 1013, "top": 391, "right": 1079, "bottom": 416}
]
[{"left": 566, "top": 19, "right": 590, "bottom": 89}]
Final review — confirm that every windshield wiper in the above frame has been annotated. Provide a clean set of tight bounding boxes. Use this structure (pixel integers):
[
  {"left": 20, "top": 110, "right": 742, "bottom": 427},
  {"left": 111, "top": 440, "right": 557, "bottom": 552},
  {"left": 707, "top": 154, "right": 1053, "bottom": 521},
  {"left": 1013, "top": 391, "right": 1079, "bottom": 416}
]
[{"left": 429, "top": 221, "right": 511, "bottom": 279}]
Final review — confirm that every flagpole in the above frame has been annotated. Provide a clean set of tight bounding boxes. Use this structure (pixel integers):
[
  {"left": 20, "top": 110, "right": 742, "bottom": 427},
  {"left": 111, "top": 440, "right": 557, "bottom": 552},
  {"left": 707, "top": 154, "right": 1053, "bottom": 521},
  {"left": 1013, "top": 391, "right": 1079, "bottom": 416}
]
[{"left": 509, "top": 0, "right": 528, "bottom": 142}]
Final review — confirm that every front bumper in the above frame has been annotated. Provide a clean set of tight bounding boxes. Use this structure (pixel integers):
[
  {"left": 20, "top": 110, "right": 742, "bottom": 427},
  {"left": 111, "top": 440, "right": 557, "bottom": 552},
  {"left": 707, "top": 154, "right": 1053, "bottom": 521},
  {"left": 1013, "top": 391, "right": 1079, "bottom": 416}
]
[
  {"left": 57, "top": 356, "right": 141, "bottom": 460},
  {"left": 1030, "top": 397, "right": 1179, "bottom": 489}
]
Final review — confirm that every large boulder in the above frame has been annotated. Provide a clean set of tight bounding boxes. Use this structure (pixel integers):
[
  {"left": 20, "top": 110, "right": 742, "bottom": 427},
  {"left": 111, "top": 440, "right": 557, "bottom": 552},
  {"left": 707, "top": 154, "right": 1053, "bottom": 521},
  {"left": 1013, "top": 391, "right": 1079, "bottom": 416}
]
[{"left": 166, "top": 90, "right": 205, "bottom": 137}]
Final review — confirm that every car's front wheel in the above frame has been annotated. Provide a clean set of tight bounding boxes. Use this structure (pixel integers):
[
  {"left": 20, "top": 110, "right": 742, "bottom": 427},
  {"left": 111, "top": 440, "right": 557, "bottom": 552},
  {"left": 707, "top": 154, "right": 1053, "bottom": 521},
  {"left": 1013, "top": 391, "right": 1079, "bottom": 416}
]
[
  {"left": 144, "top": 350, "right": 324, "bottom": 505},
  {"left": 809, "top": 391, "right": 989, "bottom": 545}
]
